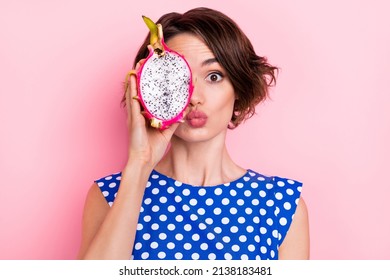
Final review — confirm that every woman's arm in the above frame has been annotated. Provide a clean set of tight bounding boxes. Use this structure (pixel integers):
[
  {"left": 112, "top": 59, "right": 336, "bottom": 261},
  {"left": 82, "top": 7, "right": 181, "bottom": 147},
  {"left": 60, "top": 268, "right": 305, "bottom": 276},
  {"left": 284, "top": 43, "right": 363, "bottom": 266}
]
[{"left": 278, "top": 197, "right": 310, "bottom": 259}]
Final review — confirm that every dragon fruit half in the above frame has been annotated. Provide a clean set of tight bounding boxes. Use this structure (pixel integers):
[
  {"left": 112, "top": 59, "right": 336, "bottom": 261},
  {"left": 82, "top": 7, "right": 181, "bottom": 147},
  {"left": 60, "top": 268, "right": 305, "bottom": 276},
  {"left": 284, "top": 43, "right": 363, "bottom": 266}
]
[{"left": 126, "top": 16, "right": 194, "bottom": 129}]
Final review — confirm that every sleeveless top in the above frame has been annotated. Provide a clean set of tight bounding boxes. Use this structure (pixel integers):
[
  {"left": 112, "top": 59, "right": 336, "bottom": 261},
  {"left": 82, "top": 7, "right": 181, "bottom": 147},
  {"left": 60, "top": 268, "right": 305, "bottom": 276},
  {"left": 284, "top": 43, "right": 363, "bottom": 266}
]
[{"left": 95, "top": 169, "right": 302, "bottom": 260}]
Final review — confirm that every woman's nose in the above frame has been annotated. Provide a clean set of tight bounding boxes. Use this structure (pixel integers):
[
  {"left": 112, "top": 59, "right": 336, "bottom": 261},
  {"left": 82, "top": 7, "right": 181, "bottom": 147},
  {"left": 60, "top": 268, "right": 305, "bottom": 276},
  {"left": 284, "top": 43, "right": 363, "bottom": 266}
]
[{"left": 189, "top": 78, "right": 203, "bottom": 106}]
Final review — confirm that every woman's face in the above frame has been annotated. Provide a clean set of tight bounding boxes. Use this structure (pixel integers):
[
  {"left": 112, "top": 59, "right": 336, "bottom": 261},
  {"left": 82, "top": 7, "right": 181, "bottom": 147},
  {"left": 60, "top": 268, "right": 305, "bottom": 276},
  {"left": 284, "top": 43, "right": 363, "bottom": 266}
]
[{"left": 166, "top": 33, "right": 236, "bottom": 142}]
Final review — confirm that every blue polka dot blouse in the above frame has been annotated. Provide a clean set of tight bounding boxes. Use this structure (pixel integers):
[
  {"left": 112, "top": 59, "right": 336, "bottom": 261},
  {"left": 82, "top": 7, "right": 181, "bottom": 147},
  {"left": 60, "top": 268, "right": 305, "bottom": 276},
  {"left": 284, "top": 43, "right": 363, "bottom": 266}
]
[{"left": 95, "top": 169, "right": 302, "bottom": 260}]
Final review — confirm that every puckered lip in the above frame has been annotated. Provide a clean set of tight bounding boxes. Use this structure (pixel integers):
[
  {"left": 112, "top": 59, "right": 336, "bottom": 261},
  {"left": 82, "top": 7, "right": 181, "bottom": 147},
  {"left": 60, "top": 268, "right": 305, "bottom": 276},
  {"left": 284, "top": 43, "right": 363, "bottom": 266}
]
[{"left": 185, "top": 110, "right": 208, "bottom": 128}]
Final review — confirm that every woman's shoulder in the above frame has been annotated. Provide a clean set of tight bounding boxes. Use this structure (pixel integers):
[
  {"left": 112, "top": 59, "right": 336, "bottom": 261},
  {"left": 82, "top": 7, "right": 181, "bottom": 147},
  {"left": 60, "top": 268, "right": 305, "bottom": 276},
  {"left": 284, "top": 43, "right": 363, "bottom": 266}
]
[{"left": 94, "top": 171, "right": 122, "bottom": 207}]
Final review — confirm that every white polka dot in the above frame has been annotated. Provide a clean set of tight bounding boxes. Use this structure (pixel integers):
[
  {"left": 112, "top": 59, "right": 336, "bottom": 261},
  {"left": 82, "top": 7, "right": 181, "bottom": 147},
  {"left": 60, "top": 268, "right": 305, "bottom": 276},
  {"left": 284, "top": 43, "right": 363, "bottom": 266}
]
[
  {"left": 152, "top": 188, "right": 159, "bottom": 195},
  {"left": 175, "top": 252, "right": 183, "bottom": 259},
  {"left": 184, "top": 243, "right": 192, "bottom": 250},
  {"left": 167, "top": 186, "right": 175, "bottom": 193},
  {"left": 158, "top": 252, "right": 166, "bottom": 259},
  {"left": 277, "top": 181, "right": 285, "bottom": 187},
  {"left": 168, "top": 205, "right": 176, "bottom": 212},
  {"left": 243, "top": 176, "right": 250, "bottom": 182},
  {"left": 97, "top": 182, "right": 104, "bottom": 187},
  {"left": 237, "top": 199, "right": 245, "bottom": 206},
  {"left": 159, "top": 233, "right": 167, "bottom": 240},
  {"left": 230, "top": 226, "right": 239, "bottom": 233},
  {"left": 238, "top": 217, "right": 246, "bottom": 224},
  {"left": 222, "top": 236, "right": 231, "bottom": 243},
  {"left": 214, "top": 227, "right": 222, "bottom": 234},
  {"left": 246, "top": 226, "right": 254, "bottom": 233},
  {"left": 260, "top": 227, "right": 267, "bottom": 234},
  {"left": 182, "top": 189, "right": 190, "bottom": 196},
  {"left": 255, "top": 235, "right": 260, "bottom": 243},
  {"left": 266, "top": 218, "right": 273, "bottom": 226},
  {"left": 137, "top": 223, "right": 143, "bottom": 230},
  {"left": 298, "top": 186, "right": 302, "bottom": 192},
  {"left": 207, "top": 232, "right": 215, "bottom": 240},
  {"left": 208, "top": 253, "right": 216, "bottom": 260},
  {"left": 239, "top": 235, "right": 247, "bottom": 242},
  {"left": 225, "top": 253, "right": 233, "bottom": 260},
  {"left": 167, "top": 242, "right": 175, "bottom": 249},
  {"left": 159, "top": 180, "right": 166, "bottom": 185},
  {"left": 198, "top": 188, "right": 206, "bottom": 196},
  {"left": 190, "top": 214, "right": 198, "bottom": 221},
  {"left": 252, "top": 199, "right": 259, "bottom": 206},
  {"left": 266, "top": 199, "right": 275, "bottom": 207},
  {"left": 182, "top": 204, "right": 190, "bottom": 211},
  {"left": 259, "top": 190, "right": 266, "bottom": 197},
  {"left": 274, "top": 207, "right": 280, "bottom": 216},
  {"left": 230, "top": 189, "right": 237, "bottom": 196},
  {"left": 109, "top": 182, "right": 116, "bottom": 188},
  {"left": 189, "top": 198, "right": 198, "bottom": 206},
  {"left": 205, "top": 198, "right": 214, "bottom": 206},
  {"left": 266, "top": 183, "right": 273, "bottom": 189},
  {"left": 151, "top": 174, "right": 159, "bottom": 179},
  {"left": 251, "top": 182, "right": 259, "bottom": 188},
  {"left": 267, "top": 238, "right": 272, "bottom": 246},
  {"left": 221, "top": 217, "right": 230, "bottom": 224},
  {"left": 287, "top": 179, "right": 295, "bottom": 184},
  {"left": 284, "top": 202, "right": 291, "bottom": 210},
  {"left": 144, "top": 198, "right": 152, "bottom": 205},
  {"left": 214, "top": 188, "right": 222, "bottom": 195},
  {"left": 244, "top": 190, "right": 252, "bottom": 197},
  {"left": 275, "top": 192, "right": 283, "bottom": 200},
  {"left": 280, "top": 217, "right": 288, "bottom": 226},
  {"left": 261, "top": 246, "right": 267, "bottom": 254},
  {"left": 216, "top": 242, "right": 224, "bottom": 249},
  {"left": 192, "top": 253, "right": 200, "bottom": 260},
  {"left": 205, "top": 218, "right": 213, "bottom": 225},
  {"left": 174, "top": 180, "right": 182, "bottom": 186},
  {"left": 272, "top": 230, "right": 278, "bottom": 238},
  {"left": 241, "top": 254, "right": 249, "bottom": 260},
  {"left": 248, "top": 244, "right": 255, "bottom": 252},
  {"left": 222, "top": 198, "right": 230, "bottom": 205},
  {"left": 175, "top": 234, "right": 183, "bottom": 241},
  {"left": 146, "top": 181, "right": 151, "bottom": 188},
  {"left": 184, "top": 224, "right": 192, "bottom": 231},
  {"left": 143, "top": 233, "right": 150, "bottom": 240},
  {"left": 230, "top": 207, "right": 238, "bottom": 214},
  {"left": 150, "top": 242, "right": 158, "bottom": 249},
  {"left": 214, "top": 208, "right": 222, "bottom": 215},
  {"left": 198, "top": 208, "right": 206, "bottom": 215},
  {"left": 286, "top": 188, "right": 294, "bottom": 195},
  {"left": 249, "top": 171, "right": 256, "bottom": 176},
  {"left": 175, "top": 215, "right": 184, "bottom": 222},
  {"left": 141, "top": 252, "right": 149, "bottom": 259},
  {"left": 199, "top": 223, "right": 207, "bottom": 230},
  {"left": 253, "top": 217, "right": 260, "bottom": 223},
  {"left": 159, "top": 214, "right": 167, "bottom": 221},
  {"left": 105, "top": 176, "right": 112, "bottom": 180},
  {"left": 144, "top": 215, "right": 151, "bottom": 222},
  {"left": 151, "top": 223, "right": 159, "bottom": 230},
  {"left": 152, "top": 205, "right": 160, "bottom": 212},
  {"left": 236, "top": 182, "right": 244, "bottom": 188},
  {"left": 200, "top": 243, "right": 208, "bottom": 250},
  {"left": 168, "top": 224, "right": 176, "bottom": 231},
  {"left": 159, "top": 196, "right": 167, "bottom": 203},
  {"left": 192, "top": 234, "right": 200, "bottom": 241},
  {"left": 134, "top": 242, "right": 142, "bottom": 250},
  {"left": 271, "top": 250, "right": 276, "bottom": 258},
  {"left": 257, "top": 176, "right": 265, "bottom": 181},
  {"left": 245, "top": 208, "right": 253, "bottom": 215},
  {"left": 102, "top": 191, "right": 109, "bottom": 197},
  {"left": 232, "top": 245, "right": 240, "bottom": 252}
]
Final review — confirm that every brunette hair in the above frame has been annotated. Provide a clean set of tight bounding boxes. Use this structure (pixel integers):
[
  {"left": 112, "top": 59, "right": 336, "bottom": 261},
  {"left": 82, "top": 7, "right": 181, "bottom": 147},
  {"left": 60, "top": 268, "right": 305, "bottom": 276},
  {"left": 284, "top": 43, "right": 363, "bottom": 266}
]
[{"left": 124, "top": 7, "right": 278, "bottom": 128}]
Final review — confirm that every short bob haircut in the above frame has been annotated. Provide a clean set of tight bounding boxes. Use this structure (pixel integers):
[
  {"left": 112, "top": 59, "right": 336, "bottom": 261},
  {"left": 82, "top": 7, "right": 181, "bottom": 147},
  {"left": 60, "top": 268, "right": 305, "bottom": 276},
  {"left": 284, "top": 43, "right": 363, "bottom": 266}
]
[{"left": 124, "top": 7, "right": 278, "bottom": 128}]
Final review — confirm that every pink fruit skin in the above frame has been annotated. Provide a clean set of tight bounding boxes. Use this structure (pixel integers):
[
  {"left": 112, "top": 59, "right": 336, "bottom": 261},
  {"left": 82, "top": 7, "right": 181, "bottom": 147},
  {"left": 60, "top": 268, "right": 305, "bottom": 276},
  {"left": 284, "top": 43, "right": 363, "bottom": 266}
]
[{"left": 136, "top": 40, "right": 194, "bottom": 130}]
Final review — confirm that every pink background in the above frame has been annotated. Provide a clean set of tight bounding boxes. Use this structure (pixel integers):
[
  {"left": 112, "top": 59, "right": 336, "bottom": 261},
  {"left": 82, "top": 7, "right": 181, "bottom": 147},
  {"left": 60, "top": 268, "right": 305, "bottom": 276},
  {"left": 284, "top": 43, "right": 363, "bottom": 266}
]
[{"left": 1, "top": 0, "right": 389, "bottom": 259}]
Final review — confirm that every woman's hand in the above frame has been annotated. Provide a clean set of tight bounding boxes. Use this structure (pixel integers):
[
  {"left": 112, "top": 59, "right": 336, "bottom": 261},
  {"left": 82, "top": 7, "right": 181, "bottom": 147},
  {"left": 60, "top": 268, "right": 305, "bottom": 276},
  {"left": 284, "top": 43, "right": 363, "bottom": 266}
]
[{"left": 125, "top": 59, "right": 179, "bottom": 169}]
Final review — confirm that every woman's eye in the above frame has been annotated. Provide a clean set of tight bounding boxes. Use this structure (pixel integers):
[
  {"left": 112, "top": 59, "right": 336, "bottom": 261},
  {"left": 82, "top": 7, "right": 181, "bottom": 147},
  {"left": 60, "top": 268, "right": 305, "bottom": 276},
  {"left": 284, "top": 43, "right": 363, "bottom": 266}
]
[{"left": 206, "top": 72, "right": 223, "bottom": 82}]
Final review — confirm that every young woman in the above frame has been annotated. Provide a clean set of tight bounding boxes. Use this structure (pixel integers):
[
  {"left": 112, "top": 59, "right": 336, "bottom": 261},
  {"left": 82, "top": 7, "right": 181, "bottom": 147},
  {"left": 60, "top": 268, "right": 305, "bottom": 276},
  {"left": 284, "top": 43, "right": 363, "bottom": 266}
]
[{"left": 78, "top": 7, "right": 309, "bottom": 260}]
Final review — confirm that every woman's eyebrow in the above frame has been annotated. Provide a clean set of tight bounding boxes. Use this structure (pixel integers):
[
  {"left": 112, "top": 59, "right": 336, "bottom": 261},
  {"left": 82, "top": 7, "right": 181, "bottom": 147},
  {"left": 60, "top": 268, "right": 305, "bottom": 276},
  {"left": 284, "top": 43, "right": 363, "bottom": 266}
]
[{"left": 201, "top": 58, "right": 219, "bottom": 67}]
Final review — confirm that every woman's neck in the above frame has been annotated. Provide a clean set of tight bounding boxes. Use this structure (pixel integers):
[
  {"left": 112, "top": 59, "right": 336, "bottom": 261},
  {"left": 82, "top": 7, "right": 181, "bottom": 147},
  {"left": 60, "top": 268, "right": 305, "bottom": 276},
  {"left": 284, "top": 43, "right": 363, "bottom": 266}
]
[{"left": 155, "top": 134, "right": 246, "bottom": 186}]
